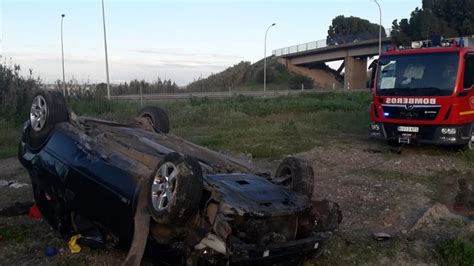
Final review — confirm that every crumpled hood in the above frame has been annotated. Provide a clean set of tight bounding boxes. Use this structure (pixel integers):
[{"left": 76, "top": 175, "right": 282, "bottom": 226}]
[{"left": 204, "top": 173, "right": 310, "bottom": 217}]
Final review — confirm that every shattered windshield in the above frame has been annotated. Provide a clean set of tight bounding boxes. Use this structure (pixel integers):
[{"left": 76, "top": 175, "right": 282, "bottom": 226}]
[{"left": 376, "top": 52, "right": 459, "bottom": 96}]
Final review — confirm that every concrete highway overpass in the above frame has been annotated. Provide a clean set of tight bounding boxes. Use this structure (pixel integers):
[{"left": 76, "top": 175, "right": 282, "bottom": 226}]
[{"left": 273, "top": 38, "right": 392, "bottom": 89}]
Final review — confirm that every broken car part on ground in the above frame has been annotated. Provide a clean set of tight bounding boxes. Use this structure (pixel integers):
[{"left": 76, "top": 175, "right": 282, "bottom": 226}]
[{"left": 18, "top": 91, "right": 342, "bottom": 264}]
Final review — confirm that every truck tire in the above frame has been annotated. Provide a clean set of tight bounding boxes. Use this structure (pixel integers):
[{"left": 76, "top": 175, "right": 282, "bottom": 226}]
[
  {"left": 28, "top": 91, "right": 69, "bottom": 148},
  {"left": 137, "top": 106, "right": 170, "bottom": 134},
  {"left": 148, "top": 153, "right": 203, "bottom": 225},
  {"left": 274, "top": 157, "right": 315, "bottom": 198},
  {"left": 467, "top": 125, "right": 474, "bottom": 151}
]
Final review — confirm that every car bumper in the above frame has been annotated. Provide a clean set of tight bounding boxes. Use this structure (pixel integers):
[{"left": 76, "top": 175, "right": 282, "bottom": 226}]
[
  {"left": 369, "top": 122, "right": 473, "bottom": 145},
  {"left": 227, "top": 233, "right": 328, "bottom": 263}
]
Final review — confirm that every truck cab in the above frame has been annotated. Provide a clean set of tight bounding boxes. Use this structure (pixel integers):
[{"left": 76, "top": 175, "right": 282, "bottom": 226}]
[{"left": 369, "top": 37, "right": 474, "bottom": 149}]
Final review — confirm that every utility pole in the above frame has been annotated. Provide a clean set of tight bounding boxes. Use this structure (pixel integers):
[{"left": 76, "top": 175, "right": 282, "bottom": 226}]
[
  {"left": 101, "top": 0, "right": 111, "bottom": 100},
  {"left": 61, "top": 14, "right": 66, "bottom": 96},
  {"left": 264, "top": 23, "right": 276, "bottom": 95},
  {"left": 372, "top": 0, "right": 382, "bottom": 56}
]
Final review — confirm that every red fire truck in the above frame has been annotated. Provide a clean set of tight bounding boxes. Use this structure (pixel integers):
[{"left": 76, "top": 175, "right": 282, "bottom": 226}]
[{"left": 369, "top": 37, "right": 474, "bottom": 150}]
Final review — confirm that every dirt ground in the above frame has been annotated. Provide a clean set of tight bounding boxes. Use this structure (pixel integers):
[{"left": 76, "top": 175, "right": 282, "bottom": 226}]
[{"left": 0, "top": 138, "right": 473, "bottom": 264}]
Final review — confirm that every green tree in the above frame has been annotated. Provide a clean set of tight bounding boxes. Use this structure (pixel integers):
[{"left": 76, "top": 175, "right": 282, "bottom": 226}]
[
  {"left": 326, "top": 15, "right": 386, "bottom": 45},
  {"left": 391, "top": 0, "right": 474, "bottom": 45}
]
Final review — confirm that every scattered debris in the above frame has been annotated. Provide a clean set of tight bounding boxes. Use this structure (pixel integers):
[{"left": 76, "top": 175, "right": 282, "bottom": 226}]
[
  {"left": 373, "top": 232, "right": 392, "bottom": 241},
  {"left": 68, "top": 235, "right": 82, "bottom": 254},
  {"left": 0, "top": 180, "right": 8, "bottom": 187},
  {"left": 0, "top": 202, "right": 34, "bottom": 217},
  {"left": 0, "top": 180, "right": 29, "bottom": 189},
  {"left": 28, "top": 204, "right": 42, "bottom": 220},
  {"left": 44, "top": 246, "right": 58, "bottom": 257}
]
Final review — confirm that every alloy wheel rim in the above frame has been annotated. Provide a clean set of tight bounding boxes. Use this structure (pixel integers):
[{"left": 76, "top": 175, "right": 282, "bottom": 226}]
[
  {"left": 30, "top": 95, "right": 48, "bottom": 132},
  {"left": 151, "top": 162, "right": 178, "bottom": 211}
]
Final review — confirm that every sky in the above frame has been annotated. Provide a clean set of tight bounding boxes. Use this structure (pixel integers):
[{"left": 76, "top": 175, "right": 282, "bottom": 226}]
[{"left": 0, "top": 0, "right": 421, "bottom": 85}]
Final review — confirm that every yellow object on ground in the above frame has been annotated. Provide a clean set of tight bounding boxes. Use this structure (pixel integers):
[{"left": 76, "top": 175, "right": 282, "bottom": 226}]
[{"left": 68, "top": 234, "right": 82, "bottom": 254}]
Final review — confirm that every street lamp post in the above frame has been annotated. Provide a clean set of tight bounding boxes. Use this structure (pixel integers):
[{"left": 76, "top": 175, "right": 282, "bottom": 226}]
[
  {"left": 372, "top": 0, "right": 382, "bottom": 56},
  {"left": 264, "top": 23, "right": 276, "bottom": 95},
  {"left": 60, "top": 14, "right": 66, "bottom": 96},
  {"left": 101, "top": 0, "right": 111, "bottom": 100}
]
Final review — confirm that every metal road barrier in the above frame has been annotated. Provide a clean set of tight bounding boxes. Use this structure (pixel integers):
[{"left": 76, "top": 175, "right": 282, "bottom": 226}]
[{"left": 110, "top": 89, "right": 365, "bottom": 102}]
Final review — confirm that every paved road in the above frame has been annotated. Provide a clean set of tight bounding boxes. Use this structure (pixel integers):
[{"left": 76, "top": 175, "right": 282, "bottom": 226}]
[{"left": 111, "top": 89, "right": 361, "bottom": 101}]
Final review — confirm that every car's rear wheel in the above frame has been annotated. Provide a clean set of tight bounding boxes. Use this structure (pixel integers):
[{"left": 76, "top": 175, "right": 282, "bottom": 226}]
[
  {"left": 28, "top": 91, "right": 69, "bottom": 148},
  {"left": 148, "top": 153, "right": 203, "bottom": 224},
  {"left": 137, "top": 106, "right": 170, "bottom": 133},
  {"left": 273, "top": 157, "right": 315, "bottom": 198}
]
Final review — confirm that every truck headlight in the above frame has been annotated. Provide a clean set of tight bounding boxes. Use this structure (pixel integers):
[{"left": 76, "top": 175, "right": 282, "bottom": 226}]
[{"left": 441, "top": 128, "right": 457, "bottom": 135}]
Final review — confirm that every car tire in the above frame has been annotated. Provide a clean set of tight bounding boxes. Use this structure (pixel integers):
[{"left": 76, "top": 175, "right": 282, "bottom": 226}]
[
  {"left": 28, "top": 91, "right": 69, "bottom": 148},
  {"left": 137, "top": 106, "right": 170, "bottom": 134},
  {"left": 148, "top": 153, "right": 203, "bottom": 225},
  {"left": 32, "top": 183, "right": 72, "bottom": 236},
  {"left": 274, "top": 157, "right": 315, "bottom": 197}
]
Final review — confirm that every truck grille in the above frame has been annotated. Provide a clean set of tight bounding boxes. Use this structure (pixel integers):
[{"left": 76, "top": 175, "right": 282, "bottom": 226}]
[{"left": 382, "top": 105, "right": 440, "bottom": 120}]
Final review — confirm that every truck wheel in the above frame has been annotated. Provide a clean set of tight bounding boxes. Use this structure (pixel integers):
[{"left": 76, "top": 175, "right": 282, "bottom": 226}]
[
  {"left": 386, "top": 139, "right": 401, "bottom": 147},
  {"left": 32, "top": 183, "right": 72, "bottom": 236},
  {"left": 137, "top": 106, "right": 170, "bottom": 133},
  {"left": 274, "top": 157, "right": 315, "bottom": 197},
  {"left": 467, "top": 128, "right": 474, "bottom": 151},
  {"left": 28, "top": 91, "right": 69, "bottom": 148},
  {"left": 148, "top": 153, "right": 203, "bottom": 224}
]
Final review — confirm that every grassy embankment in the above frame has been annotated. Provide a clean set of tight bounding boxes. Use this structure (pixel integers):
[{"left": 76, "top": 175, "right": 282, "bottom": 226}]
[
  {"left": 1, "top": 91, "right": 370, "bottom": 159},
  {"left": 2, "top": 91, "right": 473, "bottom": 161}
]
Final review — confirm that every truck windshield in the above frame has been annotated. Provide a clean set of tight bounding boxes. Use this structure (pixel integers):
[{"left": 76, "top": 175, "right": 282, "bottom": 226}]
[{"left": 376, "top": 52, "right": 459, "bottom": 96}]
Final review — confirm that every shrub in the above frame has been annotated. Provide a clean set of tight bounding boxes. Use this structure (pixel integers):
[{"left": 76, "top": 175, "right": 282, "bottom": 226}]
[
  {"left": 440, "top": 239, "right": 474, "bottom": 266},
  {"left": 288, "top": 73, "right": 314, "bottom": 90}
]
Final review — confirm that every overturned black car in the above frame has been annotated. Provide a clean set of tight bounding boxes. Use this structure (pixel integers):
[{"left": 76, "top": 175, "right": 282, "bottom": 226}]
[{"left": 18, "top": 91, "right": 342, "bottom": 265}]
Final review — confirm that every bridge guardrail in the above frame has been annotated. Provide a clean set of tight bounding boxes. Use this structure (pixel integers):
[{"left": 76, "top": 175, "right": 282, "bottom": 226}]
[{"left": 273, "top": 28, "right": 392, "bottom": 57}]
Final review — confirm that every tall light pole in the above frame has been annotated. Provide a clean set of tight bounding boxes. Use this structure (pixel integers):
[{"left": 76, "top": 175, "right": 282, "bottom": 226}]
[
  {"left": 372, "top": 0, "right": 382, "bottom": 56},
  {"left": 101, "top": 0, "right": 111, "bottom": 100},
  {"left": 60, "top": 14, "right": 66, "bottom": 96},
  {"left": 264, "top": 22, "right": 276, "bottom": 95}
]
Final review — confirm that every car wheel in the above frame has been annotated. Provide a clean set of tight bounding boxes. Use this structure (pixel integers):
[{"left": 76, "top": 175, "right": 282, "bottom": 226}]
[
  {"left": 148, "top": 153, "right": 203, "bottom": 224},
  {"left": 137, "top": 106, "right": 170, "bottom": 133},
  {"left": 28, "top": 91, "right": 69, "bottom": 148},
  {"left": 274, "top": 157, "right": 315, "bottom": 197},
  {"left": 32, "top": 183, "right": 72, "bottom": 236}
]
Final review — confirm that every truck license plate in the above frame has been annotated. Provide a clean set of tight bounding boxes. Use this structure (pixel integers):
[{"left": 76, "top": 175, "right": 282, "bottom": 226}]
[{"left": 398, "top": 126, "right": 419, "bottom": 133}]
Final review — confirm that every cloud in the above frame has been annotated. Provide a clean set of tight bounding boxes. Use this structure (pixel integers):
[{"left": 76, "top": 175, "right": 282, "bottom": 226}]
[
  {"left": 3, "top": 48, "right": 243, "bottom": 85},
  {"left": 131, "top": 48, "right": 242, "bottom": 61}
]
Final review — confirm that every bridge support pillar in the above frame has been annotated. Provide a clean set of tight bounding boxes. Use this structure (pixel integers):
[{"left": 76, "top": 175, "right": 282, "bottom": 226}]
[{"left": 344, "top": 56, "right": 367, "bottom": 90}]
